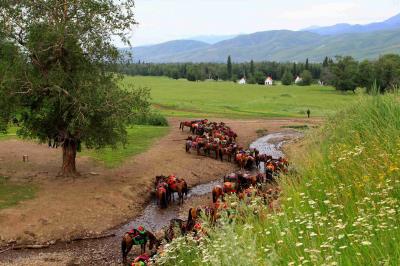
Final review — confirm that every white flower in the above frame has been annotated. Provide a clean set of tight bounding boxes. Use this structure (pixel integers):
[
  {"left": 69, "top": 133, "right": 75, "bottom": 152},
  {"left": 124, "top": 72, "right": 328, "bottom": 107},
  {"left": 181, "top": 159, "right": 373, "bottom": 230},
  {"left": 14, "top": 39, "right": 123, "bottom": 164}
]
[
  {"left": 339, "top": 245, "right": 347, "bottom": 249},
  {"left": 296, "top": 242, "right": 303, "bottom": 247},
  {"left": 361, "top": 241, "right": 372, "bottom": 246}
]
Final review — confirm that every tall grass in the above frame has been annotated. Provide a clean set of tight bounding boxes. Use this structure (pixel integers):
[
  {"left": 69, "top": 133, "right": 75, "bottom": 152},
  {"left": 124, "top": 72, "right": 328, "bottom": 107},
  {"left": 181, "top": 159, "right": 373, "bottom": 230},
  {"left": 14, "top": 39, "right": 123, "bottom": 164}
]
[{"left": 157, "top": 94, "right": 400, "bottom": 265}]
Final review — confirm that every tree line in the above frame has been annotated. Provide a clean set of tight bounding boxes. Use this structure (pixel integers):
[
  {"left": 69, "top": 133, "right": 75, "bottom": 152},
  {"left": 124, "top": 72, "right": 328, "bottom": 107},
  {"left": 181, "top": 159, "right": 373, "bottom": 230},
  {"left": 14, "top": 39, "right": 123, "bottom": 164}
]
[
  {"left": 321, "top": 54, "right": 400, "bottom": 93},
  {"left": 119, "top": 54, "right": 400, "bottom": 93},
  {"left": 117, "top": 56, "right": 322, "bottom": 84}
]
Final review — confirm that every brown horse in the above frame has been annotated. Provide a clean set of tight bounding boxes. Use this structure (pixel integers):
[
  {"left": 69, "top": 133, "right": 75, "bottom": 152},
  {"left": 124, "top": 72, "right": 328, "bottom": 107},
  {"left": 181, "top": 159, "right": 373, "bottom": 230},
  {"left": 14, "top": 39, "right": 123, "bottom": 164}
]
[
  {"left": 179, "top": 121, "right": 193, "bottom": 132},
  {"left": 205, "top": 142, "right": 220, "bottom": 159},
  {"left": 168, "top": 177, "right": 188, "bottom": 204},
  {"left": 236, "top": 153, "right": 248, "bottom": 170},
  {"left": 212, "top": 185, "right": 224, "bottom": 203},
  {"left": 121, "top": 230, "right": 159, "bottom": 264},
  {"left": 155, "top": 184, "right": 168, "bottom": 209},
  {"left": 219, "top": 146, "right": 233, "bottom": 162}
]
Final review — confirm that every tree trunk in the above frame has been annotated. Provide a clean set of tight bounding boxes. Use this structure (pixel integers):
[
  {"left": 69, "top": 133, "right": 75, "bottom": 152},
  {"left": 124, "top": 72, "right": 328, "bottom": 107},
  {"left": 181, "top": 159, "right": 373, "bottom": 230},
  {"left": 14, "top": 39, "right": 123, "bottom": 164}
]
[{"left": 61, "top": 139, "right": 78, "bottom": 177}]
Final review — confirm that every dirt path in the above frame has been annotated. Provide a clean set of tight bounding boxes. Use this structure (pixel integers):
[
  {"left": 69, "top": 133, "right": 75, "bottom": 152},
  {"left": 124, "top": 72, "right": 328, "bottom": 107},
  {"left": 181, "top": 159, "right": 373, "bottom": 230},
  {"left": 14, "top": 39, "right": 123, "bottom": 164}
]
[{"left": 0, "top": 117, "right": 320, "bottom": 264}]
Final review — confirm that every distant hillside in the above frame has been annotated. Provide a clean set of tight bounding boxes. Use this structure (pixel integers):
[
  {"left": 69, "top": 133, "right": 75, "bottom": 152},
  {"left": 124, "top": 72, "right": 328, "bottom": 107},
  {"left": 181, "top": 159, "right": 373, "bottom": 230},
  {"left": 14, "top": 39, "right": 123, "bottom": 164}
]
[
  {"left": 128, "top": 28, "right": 400, "bottom": 63},
  {"left": 305, "top": 13, "right": 400, "bottom": 35},
  {"left": 127, "top": 40, "right": 210, "bottom": 62},
  {"left": 185, "top": 34, "right": 238, "bottom": 44}
]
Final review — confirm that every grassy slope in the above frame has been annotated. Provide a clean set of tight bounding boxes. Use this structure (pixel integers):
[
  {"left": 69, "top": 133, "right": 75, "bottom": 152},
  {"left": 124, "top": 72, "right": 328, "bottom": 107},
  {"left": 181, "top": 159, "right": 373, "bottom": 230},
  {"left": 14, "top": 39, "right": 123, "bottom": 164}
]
[
  {"left": 122, "top": 76, "right": 357, "bottom": 118},
  {"left": 80, "top": 125, "right": 169, "bottom": 168},
  {"left": 157, "top": 94, "right": 400, "bottom": 265}
]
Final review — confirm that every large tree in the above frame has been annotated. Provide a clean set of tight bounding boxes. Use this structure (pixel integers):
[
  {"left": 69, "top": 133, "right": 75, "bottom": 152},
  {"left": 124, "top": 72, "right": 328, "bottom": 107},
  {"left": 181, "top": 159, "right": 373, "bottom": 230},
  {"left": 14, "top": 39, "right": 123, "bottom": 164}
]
[
  {"left": 0, "top": 0, "right": 147, "bottom": 176},
  {"left": 330, "top": 56, "right": 359, "bottom": 93}
]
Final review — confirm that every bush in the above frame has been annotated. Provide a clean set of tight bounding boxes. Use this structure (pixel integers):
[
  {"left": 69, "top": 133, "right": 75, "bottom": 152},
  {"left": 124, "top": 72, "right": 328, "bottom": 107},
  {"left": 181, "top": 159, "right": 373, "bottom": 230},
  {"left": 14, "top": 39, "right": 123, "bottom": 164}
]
[
  {"left": 132, "top": 111, "right": 168, "bottom": 126},
  {"left": 253, "top": 71, "right": 265, "bottom": 85}
]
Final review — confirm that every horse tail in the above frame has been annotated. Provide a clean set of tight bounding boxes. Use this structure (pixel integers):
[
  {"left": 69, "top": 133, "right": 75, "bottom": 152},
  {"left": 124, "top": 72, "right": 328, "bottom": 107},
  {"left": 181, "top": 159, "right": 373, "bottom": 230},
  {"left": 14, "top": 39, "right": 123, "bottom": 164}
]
[
  {"left": 212, "top": 189, "right": 217, "bottom": 203},
  {"left": 179, "top": 122, "right": 182, "bottom": 129},
  {"left": 188, "top": 207, "right": 193, "bottom": 221}
]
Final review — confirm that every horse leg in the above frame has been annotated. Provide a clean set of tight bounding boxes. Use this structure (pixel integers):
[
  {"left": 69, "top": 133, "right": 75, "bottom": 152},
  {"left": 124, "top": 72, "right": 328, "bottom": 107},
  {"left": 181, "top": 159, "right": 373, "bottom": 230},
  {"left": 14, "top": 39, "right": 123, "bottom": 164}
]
[{"left": 121, "top": 239, "right": 127, "bottom": 264}]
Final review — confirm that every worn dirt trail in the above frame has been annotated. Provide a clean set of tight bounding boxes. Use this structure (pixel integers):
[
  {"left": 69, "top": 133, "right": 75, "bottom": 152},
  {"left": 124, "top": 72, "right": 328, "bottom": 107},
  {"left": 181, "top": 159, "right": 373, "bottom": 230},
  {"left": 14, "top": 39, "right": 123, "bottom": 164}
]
[{"left": 0, "top": 117, "right": 320, "bottom": 265}]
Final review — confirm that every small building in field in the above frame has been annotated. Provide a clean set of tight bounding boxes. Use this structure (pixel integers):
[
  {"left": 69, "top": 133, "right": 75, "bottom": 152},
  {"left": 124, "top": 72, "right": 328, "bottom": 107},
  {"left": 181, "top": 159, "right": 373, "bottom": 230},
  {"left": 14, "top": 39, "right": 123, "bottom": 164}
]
[
  {"left": 295, "top": 76, "right": 303, "bottom": 84},
  {"left": 265, "top": 76, "right": 273, "bottom": 86},
  {"left": 238, "top": 77, "right": 246, "bottom": 84}
]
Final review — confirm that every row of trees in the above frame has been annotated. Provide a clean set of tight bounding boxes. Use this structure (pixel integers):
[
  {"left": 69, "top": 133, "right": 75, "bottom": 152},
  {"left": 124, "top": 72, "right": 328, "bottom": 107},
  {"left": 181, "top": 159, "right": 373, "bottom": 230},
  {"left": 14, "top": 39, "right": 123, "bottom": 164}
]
[
  {"left": 321, "top": 54, "right": 400, "bottom": 93},
  {"left": 118, "top": 57, "right": 323, "bottom": 83}
]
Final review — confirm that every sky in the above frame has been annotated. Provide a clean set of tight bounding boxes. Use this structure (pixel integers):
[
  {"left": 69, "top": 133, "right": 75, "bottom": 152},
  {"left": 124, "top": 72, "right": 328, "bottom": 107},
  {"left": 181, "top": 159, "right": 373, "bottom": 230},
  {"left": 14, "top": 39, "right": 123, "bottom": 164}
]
[{"left": 121, "top": 0, "right": 400, "bottom": 47}]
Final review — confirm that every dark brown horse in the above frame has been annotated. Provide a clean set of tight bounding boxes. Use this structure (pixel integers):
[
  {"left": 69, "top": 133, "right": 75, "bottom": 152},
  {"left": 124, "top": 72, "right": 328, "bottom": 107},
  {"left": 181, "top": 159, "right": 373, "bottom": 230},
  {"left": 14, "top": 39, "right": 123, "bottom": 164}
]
[
  {"left": 212, "top": 185, "right": 224, "bottom": 203},
  {"left": 121, "top": 230, "right": 159, "bottom": 264}
]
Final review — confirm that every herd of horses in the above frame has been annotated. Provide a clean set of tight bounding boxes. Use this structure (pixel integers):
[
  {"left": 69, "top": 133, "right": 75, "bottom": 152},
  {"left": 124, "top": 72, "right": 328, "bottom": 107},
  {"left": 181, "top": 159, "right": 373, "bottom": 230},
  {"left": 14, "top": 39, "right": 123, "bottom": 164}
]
[
  {"left": 121, "top": 119, "right": 289, "bottom": 265},
  {"left": 183, "top": 119, "right": 288, "bottom": 170}
]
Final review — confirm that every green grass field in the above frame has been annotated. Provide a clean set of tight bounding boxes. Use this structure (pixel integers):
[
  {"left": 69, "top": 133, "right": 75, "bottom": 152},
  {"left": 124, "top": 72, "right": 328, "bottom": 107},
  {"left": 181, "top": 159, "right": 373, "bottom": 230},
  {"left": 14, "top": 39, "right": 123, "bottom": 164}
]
[
  {"left": 80, "top": 125, "right": 169, "bottom": 168},
  {"left": 121, "top": 76, "right": 358, "bottom": 118},
  {"left": 0, "top": 176, "right": 36, "bottom": 209}
]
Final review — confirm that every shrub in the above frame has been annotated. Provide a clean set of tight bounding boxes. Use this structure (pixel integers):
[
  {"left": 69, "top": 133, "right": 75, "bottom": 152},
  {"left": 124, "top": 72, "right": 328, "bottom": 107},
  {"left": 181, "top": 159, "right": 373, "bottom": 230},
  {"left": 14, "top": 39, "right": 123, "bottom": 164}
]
[{"left": 298, "top": 70, "right": 312, "bottom": 86}]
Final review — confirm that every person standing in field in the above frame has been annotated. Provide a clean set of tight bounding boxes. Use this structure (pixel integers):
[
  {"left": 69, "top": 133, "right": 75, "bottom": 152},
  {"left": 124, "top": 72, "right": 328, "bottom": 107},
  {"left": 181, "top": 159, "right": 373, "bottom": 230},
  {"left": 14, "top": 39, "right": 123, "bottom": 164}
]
[{"left": 307, "top": 109, "right": 311, "bottom": 118}]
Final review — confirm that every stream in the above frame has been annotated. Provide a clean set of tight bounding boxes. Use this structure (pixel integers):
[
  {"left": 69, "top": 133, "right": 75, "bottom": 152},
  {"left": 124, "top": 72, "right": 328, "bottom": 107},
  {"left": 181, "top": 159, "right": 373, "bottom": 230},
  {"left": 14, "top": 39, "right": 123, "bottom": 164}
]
[{"left": 0, "top": 130, "right": 302, "bottom": 265}]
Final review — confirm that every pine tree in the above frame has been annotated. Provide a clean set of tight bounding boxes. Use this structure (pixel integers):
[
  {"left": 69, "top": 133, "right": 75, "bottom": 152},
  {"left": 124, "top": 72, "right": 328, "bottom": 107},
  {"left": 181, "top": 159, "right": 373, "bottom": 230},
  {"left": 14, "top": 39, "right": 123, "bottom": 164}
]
[
  {"left": 305, "top": 58, "right": 309, "bottom": 70},
  {"left": 227, "top": 56, "right": 232, "bottom": 80},
  {"left": 250, "top": 60, "right": 255, "bottom": 76}
]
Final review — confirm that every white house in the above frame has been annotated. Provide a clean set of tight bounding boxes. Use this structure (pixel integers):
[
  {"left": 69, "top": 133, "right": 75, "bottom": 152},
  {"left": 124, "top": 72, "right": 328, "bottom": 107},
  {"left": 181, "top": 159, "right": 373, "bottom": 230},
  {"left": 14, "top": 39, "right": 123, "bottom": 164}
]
[
  {"left": 295, "top": 76, "right": 303, "bottom": 84},
  {"left": 265, "top": 76, "right": 273, "bottom": 86},
  {"left": 238, "top": 77, "right": 246, "bottom": 85}
]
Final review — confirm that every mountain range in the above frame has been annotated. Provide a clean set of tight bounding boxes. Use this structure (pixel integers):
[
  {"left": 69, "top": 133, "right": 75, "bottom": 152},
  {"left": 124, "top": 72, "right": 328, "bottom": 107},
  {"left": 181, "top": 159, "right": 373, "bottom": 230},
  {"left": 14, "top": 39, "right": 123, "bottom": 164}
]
[{"left": 128, "top": 13, "right": 400, "bottom": 63}]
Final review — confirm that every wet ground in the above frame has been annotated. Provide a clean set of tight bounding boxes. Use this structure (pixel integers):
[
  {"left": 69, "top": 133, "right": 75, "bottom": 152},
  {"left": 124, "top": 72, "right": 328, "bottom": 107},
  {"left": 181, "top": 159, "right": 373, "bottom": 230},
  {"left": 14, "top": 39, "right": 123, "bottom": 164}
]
[{"left": 0, "top": 130, "right": 302, "bottom": 265}]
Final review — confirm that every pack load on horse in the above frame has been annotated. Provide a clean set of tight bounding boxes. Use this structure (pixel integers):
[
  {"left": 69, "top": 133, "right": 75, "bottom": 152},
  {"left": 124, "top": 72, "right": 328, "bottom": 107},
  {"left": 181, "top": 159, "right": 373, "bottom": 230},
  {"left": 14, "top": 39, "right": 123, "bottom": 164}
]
[
  {"left": 131, "top": 253, "right": 151, "bottom": 266},
  {"left": 121, "top": 226, "right": 159, "bottom": 264},
  {"left": 166, "top": 175, "right": 188, "bottom": 204}
]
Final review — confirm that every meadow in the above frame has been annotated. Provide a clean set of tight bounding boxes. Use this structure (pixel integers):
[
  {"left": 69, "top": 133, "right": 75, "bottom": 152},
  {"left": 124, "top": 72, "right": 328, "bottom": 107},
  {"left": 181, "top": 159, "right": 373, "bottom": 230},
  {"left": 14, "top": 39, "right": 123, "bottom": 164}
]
[
  {"left": 121, "top": 76, "right": 358, "bottom": 118},
  {"left": 80, "top": 125, "right": 169, "bottom": 167},
  {"left": 157, "top": 93, "right": 400, "bottom": 265}
]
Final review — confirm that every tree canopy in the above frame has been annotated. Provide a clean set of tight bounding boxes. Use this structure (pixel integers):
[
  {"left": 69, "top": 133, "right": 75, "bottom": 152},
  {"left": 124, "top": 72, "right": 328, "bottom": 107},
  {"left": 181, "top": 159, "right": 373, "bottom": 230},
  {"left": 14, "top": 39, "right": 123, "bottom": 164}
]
[{"left": 0, "top": 0, "right": 147, "bottom": 176}]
